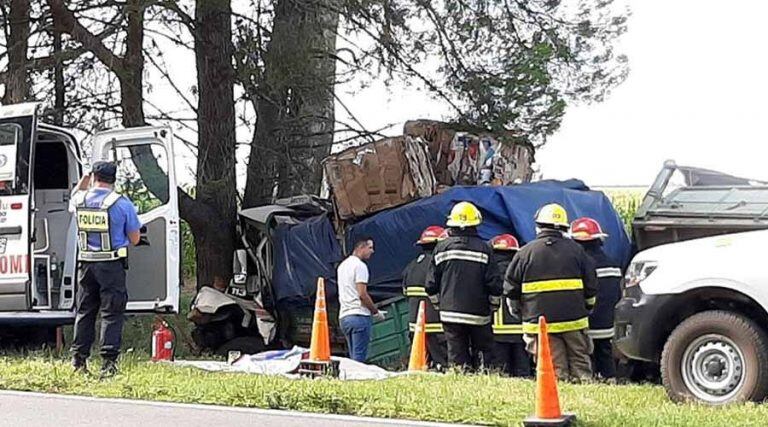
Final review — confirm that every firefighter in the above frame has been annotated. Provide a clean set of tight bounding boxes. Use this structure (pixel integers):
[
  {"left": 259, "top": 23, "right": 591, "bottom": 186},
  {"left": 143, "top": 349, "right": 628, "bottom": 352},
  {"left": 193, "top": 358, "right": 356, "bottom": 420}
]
[
  {"left": 69, "top": 161, "right": 142, "bottom": 378},
  {"left": 426, "top": 201, "right": 501, "bottom": 370},
  {"left": 489, "top": 234, "right": 532, "bottom": 377},
  {"left": 402, "top": 226, "right": 448, "bottom": 368},
  {"left": 570, "top": 217, "right": 623, "bottom": 379},
  {"left": 504, "top": 203, "right": 598, "bottom": 381}
]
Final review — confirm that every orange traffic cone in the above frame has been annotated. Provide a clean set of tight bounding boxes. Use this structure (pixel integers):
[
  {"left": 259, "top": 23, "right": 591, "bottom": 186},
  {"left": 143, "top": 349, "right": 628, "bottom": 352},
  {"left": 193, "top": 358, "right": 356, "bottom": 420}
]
[
  {"left": 524, "top": 316, "right": 576, "bottom": 427},
  {"left": 408, "top": 300, "right": 428, "bottom": 372},
  {"left": 309, "top": 277, "right": 331, "bottom": 362}
]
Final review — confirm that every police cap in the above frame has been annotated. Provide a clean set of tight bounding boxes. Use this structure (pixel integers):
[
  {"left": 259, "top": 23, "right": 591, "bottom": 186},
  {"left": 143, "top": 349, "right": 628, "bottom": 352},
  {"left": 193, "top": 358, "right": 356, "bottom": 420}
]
[{"left": 92, "top": 161, "right": 117, "bottom": 184}]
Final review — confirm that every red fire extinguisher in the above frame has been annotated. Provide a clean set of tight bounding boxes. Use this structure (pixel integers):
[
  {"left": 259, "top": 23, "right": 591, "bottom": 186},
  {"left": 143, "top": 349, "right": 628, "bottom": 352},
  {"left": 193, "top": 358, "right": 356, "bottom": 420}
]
[{"left": 151, "top": 317, "right": 175, "bottom": 362}]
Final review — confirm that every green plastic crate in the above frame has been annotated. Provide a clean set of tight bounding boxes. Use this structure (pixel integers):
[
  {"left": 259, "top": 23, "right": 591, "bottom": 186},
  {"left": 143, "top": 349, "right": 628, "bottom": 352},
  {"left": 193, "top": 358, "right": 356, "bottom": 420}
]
[
  {"left": 287, "top": 295, "right": 412, "bottom": 370},
  {"left": 368, "top": 295, "right": 411, "bottom": 369}
]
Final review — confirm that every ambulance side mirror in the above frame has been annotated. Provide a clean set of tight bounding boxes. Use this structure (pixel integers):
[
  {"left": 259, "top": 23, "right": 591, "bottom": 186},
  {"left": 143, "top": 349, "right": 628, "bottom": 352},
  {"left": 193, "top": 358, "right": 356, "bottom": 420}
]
[{"left": 233, "top": 249, "right": 247, "bottom": 284}]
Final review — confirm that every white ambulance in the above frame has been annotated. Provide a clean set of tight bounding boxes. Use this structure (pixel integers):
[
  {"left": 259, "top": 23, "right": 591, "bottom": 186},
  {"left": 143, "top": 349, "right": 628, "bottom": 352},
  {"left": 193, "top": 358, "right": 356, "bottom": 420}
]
[{"left": 0, "top": 102, "right": 180, "bottom": 333}]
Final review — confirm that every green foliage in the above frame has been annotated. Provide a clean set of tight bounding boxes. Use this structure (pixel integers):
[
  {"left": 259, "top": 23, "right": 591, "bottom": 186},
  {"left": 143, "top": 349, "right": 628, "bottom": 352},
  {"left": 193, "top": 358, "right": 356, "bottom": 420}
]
[
  {"left": 604, "top": 188, "right": 644, "bottom": 235},
  {"left": 180, "top": 220, "right": 196, "bottom": 280},
  {"left": 612, "top": 195, "right": 640, "bottom": 235},
  {"left": 341, "top": 0, "right": 629, "bottom": 144}
]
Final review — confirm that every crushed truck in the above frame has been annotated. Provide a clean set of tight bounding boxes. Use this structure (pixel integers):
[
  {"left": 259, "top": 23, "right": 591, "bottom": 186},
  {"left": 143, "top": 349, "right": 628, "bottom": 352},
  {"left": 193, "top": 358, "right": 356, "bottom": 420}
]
[
  {"left": 189, "top": 182, "right": 632, "bottom": 367},
  {"left": 616, "top": 160, "right": 768, "bottom": 404},
  {"left": 0, "top": 103, "right": 180, "bottom": 344}
]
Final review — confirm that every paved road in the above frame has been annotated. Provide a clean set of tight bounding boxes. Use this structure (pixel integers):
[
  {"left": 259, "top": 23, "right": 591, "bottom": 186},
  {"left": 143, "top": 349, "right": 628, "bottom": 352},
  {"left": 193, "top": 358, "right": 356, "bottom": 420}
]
[{"left": 0, "top": 390, "right": 469, "bottom": 427}]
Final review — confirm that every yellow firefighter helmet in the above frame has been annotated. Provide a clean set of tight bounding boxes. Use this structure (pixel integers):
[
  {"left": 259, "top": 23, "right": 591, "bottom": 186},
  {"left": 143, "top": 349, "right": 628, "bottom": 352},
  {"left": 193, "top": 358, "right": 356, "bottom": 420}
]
[
  {"left": 534, "top": 203, "right": 569, "bottom": 229},
  {"left": 446, "top": 201, "right": 482, "bottom": 228}
]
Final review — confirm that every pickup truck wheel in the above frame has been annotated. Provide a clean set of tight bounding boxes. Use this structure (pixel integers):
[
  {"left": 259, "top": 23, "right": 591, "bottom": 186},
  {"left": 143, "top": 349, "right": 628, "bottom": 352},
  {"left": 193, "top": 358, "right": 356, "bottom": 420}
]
[{"left": 661, "top": 310, "right": 768, "bottom": 404}]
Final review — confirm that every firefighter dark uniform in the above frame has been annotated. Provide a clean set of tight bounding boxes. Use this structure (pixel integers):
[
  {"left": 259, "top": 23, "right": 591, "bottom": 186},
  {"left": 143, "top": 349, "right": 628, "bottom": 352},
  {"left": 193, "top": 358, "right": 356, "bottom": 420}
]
[
  {"left": 489, "top": 235, "right": 532, "bottom": 377},
  {"left": 403, "top": 237, "right": 448, "bottom": 368},
  {"left": 571, "top": 217, "right": 623, "bottom": 379},
  {"left": 504, "top": 203, "right": 598, "bottom": 380},
  {"left": 425, "top": 202, "right": 501, "bottom": 369},
  {"left": 70, "top": 161, "right": 142, "bottom": 377}
]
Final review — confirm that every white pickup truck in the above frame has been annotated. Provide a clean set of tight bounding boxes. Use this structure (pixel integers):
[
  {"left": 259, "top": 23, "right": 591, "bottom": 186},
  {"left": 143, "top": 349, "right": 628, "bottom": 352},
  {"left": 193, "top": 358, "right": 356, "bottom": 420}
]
[{"left": 616, "top": 161, "right": 768, "bottom": 404}]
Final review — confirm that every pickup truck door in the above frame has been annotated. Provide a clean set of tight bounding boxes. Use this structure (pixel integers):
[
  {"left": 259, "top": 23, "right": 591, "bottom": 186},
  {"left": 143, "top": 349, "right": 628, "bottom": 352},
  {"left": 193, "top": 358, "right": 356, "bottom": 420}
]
[
  {"left": 0, "top": 103, "right": 39, "bottom": 311},
  {"left": 90, "top": 126, "right": 180, "bottom": 313}
]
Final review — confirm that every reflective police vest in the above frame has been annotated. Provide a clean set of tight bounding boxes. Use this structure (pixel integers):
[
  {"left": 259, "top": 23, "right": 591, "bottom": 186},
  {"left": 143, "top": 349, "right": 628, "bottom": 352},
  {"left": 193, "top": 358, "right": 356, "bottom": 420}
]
[
  {"left": 403, "top": 252, "right": 443, "bottom": 334},
  {"left": 491, "top": 252, "right": 523, "bottom": 338},
  {"left": 74, "top": 190, "right": 128, "bottom": 262},
  {"left": 504, "top": 229, "right": 599, "bottom": 335}
]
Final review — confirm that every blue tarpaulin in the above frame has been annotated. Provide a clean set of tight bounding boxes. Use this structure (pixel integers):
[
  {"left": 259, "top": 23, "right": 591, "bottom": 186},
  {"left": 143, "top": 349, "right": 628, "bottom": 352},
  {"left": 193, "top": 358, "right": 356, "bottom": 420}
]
[
  {"left": 271, "top": 182, "right": 633, "bottom": 303},
  {"left": 272, "top": 215, "right": 342, "bottom": 304}
]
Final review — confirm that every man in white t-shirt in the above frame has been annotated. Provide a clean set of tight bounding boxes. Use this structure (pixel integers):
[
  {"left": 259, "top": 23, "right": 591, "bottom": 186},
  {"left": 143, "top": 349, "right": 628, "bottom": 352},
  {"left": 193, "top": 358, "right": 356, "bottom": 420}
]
[{"left": 337, "top": 236, "right": 385, "bottom": 362}]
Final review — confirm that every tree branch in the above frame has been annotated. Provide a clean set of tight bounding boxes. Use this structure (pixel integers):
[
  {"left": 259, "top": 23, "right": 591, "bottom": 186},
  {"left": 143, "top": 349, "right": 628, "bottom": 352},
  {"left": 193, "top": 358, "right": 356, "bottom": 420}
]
[{"left": 46, "top": 0, "right": 127, "bottom": 77}]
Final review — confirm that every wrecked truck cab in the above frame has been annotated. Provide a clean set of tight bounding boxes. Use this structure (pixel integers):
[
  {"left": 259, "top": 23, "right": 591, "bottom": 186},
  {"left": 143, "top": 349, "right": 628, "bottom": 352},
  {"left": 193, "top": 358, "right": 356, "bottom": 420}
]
[
  {"left": 0, "top": 102, "right": 180, "bottom": 334},
  {"left": 188, "top": 196, "right": 331, "bottom": 355},
  {"left": 616, "top": 160, "right": 768, "bottom": 404}
]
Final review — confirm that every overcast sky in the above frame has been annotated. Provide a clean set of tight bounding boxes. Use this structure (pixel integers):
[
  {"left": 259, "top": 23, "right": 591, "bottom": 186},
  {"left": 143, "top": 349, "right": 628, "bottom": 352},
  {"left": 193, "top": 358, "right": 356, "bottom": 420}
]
[{"left": 336, "top": 0, "right": 768, "bottom": 187}]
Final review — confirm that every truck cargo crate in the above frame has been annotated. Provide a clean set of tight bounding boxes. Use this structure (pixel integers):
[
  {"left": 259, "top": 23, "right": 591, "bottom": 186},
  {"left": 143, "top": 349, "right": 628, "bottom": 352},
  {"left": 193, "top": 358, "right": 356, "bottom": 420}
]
[{"left": 323, "top": 136, "right": 436, "bottom": 219}]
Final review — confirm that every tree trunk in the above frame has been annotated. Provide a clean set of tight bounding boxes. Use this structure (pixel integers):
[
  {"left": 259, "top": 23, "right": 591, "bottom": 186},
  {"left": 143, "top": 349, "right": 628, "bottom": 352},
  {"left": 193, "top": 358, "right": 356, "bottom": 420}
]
[
  {"left": 121, "top": 0, "right": 145, "bottom": 127},
  {"left": 193, "top": 0, "right": 238, "bottom": 287},
  {"left": 48, "top": 0, "right": 236, "bottom": 289},
  {"left": 2, "top": 0, "right": 30, "bottom": 104},
  {"left": 243, "top": 0, "right": 339, "bottom": 207},
  {"left": 52, "top": 15, "right": 65, "bottom": 126},
  {"left": 278, "top": 0, "right": 338, "bottom": 198}
]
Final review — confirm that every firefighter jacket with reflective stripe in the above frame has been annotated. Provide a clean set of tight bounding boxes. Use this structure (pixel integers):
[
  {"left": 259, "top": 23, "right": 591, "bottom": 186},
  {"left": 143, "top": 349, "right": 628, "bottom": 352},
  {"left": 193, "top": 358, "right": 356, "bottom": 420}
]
[
  {"left": 402, "top": 251, "right": 443, "bottom": 333},
  {"left": 504, "top": 229, "right": 598, "bottom": 334},
  {"left": 492, "top": 251, "right": 523, "bottom": 341},
  {"left": 425, "top": 228, "right": 502, "bottom": 326},
  {"left": 75, "top": 190, "right": 127, "bottom": 262},
  {"left": 582, "top": 242, "right": 623, "bottom": 339}
]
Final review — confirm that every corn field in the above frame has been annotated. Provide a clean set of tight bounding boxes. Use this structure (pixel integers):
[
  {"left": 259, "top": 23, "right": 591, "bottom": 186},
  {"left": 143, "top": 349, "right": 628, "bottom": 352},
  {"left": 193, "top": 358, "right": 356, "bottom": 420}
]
[{"left": 600, "top": 187, "right": 646, "bottom": 235}]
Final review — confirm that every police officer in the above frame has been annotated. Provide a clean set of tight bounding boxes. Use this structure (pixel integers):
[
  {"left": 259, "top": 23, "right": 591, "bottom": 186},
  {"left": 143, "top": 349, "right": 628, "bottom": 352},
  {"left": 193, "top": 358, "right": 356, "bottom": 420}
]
[
  {"left": 570, "top": 217, "right": 623, "bottom": 379},
  {"left": 489, "top": 234, "right": 532, "bottom": 377},
  {"left": 504, "top": 203, "right": 598, "bottom": 381},
  {"left": 69, "top": 161, "right": 142, "bottom": 377},
  {"left": 426, "top": 201, "right": 501, "bottom": 370},
  {"left": 403, "top": 226, "right": 448, "bottom": 368}
]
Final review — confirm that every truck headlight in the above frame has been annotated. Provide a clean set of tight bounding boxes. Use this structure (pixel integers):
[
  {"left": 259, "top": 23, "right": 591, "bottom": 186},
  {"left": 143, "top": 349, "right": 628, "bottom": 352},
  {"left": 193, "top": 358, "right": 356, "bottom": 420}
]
[{"left": 624, "top": 260, "right": 658, "bottom": 289}]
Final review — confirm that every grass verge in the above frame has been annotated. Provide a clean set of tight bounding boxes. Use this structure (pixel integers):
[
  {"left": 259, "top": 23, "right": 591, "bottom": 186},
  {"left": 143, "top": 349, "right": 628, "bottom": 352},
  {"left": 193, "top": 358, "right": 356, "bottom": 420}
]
[{"left": 0, "top": 355, "right": 766, "bottom": 426}]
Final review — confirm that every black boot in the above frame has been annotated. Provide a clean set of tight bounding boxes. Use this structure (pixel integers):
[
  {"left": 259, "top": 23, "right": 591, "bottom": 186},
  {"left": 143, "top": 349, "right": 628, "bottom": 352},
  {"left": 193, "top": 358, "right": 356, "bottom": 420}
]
[
  {"left": 100, "top": 359, "right": 118, "bottom": 379},
  {"left": 72, "top": 354, "right": 89, "bottom": 375}
]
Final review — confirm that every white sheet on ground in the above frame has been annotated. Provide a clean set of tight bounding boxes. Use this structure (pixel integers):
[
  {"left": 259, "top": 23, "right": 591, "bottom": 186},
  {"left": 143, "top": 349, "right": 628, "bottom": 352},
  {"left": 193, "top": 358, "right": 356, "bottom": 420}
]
[{"left": 173, "top": 347, "right": 396, "bottom": 380}]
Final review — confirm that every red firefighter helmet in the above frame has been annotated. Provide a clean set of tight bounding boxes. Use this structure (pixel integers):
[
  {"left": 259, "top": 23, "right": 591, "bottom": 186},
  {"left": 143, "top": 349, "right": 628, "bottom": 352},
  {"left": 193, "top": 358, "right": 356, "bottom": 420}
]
[
  {"left": 490, "top": 234, "right": 520, "bottom": 251},
  {"left": 570, "top": 217, "right": 608, "bottom": 241},
  {"left": 416, "top": 226, "right": 446, "bottom": 245}
]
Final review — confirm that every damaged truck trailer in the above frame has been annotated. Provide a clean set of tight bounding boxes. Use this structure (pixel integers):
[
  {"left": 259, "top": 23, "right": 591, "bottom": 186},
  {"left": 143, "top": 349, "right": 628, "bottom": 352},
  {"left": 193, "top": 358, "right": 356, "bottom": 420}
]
[{"left": 189, "top": 183, "right": 632, "bottom": 368}]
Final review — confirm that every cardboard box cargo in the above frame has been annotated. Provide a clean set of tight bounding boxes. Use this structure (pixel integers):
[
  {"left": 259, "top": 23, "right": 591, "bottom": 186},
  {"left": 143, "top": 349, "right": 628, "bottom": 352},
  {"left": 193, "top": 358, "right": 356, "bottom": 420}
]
[
  {"left": 323, "top": 136, "right": 436, "bottom": 219},
  {"left": 403, "top": 119, "right": 534, "bottom": 186}
]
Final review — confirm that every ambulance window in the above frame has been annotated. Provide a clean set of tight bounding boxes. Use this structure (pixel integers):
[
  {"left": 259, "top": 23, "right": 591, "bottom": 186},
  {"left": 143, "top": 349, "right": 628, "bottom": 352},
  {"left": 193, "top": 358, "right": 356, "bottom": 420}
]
[
  {"left": 0, "top": 119, "right": 31, "bottom": 196},
  {"left": 0, "top": 123, "right": 20, "bottom": 146},
  {"left": 108, "top": 144, "right": 170, "bottom": 215},
  {"left": 33, "top": 142, "right": 69, "bottom": 189}
]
